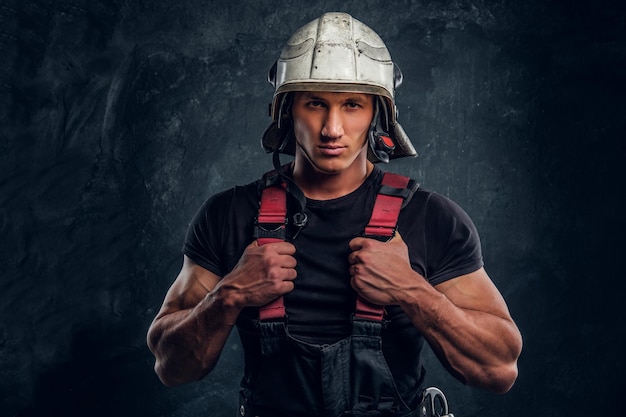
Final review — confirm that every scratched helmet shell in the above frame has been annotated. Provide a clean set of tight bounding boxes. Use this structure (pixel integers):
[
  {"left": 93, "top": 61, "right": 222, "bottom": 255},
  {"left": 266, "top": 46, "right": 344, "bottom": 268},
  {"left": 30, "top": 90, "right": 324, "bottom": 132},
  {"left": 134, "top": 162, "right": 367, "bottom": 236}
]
[{"left": 262, "top": 12, "right": 417, "bottom": 162}]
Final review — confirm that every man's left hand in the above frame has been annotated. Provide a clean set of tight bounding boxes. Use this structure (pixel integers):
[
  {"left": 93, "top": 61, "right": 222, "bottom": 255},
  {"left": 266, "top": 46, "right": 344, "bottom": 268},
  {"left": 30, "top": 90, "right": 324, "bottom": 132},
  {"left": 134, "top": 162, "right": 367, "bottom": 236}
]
[{"left": 348, "top": 232, "right": 423, "bottom": 305}]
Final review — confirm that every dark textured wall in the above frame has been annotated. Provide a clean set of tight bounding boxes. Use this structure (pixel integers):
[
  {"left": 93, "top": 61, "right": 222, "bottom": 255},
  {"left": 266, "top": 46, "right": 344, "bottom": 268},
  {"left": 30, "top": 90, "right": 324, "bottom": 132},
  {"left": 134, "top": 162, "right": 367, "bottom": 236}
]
[{"left": 1, "top": 1, "right": 624, "bottom": 416}]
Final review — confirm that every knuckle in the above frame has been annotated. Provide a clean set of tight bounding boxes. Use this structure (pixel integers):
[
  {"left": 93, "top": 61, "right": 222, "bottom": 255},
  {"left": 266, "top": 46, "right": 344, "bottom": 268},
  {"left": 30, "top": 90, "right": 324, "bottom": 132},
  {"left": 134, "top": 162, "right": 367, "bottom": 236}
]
[
  {"left": 356, "top": 252, "right": 371, "bottom": 263},
  {"left": 264, "top": 256, "right": 278, "bottom": 268},
  {"left": 266, "top": 269, "right": 282, "bottom": 281}
]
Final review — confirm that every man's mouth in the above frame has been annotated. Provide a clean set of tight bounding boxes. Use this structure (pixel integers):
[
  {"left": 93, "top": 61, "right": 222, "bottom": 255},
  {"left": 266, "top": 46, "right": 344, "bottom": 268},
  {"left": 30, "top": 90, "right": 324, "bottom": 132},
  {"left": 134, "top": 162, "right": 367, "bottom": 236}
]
[{"left": 319, "top": 145, "right": 345, "bottom": 156}]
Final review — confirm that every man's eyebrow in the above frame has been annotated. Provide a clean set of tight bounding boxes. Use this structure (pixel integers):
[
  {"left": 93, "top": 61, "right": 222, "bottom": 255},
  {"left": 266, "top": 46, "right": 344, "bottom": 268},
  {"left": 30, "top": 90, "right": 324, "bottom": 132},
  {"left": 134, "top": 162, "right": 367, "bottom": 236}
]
[
  {"left": 300, "top": 92, "right": 325, "bottom": 101},
  {"left": 344, "top": 95, "right": 370, "bottom": 103}
]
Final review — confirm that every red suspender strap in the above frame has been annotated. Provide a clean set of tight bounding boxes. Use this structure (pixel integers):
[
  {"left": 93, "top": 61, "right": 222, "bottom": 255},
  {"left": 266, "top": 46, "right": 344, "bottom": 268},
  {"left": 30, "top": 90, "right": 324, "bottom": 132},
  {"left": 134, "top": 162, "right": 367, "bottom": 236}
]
[
  {"left": 363, "top": 172, "right": 411, "bottom": 240},
  {"left": 257, "top": 172, "right": 413, "bottom": 322},
  {"left": 355, "top": 172, "right": 411, "bottom": 321},
  {"left": 256, "top": 183, "right": 287, "bottom": 245},
  {"left": 256, "top": 182, "right": 288, "bottom": 320}
]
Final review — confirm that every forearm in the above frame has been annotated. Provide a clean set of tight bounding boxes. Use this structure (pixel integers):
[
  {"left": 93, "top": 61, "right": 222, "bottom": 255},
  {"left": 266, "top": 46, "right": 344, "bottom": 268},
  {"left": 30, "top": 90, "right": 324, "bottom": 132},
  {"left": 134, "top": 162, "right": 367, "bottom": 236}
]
[
  {"left": 148, "top": 287, "right": 241, "bottom": 386},
  {"left": 398, "top": 278, "right": 522, "bottom": 393}
]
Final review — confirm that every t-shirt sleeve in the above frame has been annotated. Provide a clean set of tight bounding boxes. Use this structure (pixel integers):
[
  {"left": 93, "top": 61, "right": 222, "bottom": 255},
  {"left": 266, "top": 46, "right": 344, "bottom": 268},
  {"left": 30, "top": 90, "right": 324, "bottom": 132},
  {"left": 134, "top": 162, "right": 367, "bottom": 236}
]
[
  {"left": 424, "top": 192, "right": 484, "bottom": 286},
  {"left": 183, "top": 192, "right": 229, "bottom": 277}
]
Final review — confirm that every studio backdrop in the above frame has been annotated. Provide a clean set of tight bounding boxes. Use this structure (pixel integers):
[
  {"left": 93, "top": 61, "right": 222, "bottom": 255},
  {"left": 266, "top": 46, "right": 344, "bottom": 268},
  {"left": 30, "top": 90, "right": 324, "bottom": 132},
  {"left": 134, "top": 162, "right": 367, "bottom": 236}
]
[{"left": 1, "top": 1, "right": 624, "bottom": 416}]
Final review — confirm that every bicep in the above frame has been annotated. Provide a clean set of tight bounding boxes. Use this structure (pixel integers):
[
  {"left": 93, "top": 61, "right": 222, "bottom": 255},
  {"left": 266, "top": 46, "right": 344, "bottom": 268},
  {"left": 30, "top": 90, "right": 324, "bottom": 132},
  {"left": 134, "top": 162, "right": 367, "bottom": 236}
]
[
  {"left": 155, "top": 255, "right": 222, "bottom": 319},
  {"left": 434, "top": 267, "right": 513, "bottom": 321}
]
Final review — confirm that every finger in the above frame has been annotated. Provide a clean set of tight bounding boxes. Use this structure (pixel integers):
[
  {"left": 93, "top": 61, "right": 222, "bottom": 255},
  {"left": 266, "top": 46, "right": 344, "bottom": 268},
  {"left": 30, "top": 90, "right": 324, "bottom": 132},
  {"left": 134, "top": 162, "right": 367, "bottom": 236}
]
[
  {"left": 277, "top": 254, "right": 298, "bottom": 269},
  {"left": 277, "top": 280, "right": 295, "bottom": 294},
  {"left": 348, "top": 250, "right": 363, "bottom": 266},
  {"left": 270, "top": 241, "right": 297, "bottom": 255},
  {"left": 281, "top": 267, "right": 298, "bottom": 281},
  {"left": 349, "top": 264, "right": 360, "bottom": 277},
  {"left": 349, "top": 237, "right": 367, "bottom": 250},
  {"left": 347, "top": 251, "right": 356, "bottom": 265}
]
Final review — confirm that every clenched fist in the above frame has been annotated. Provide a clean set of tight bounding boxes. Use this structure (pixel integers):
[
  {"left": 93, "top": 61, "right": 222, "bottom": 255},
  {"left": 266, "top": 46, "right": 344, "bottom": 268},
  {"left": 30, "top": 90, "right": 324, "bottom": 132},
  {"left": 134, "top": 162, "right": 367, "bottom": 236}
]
[
  {"left": 221, "top": 240, "right": 297, "bottom": 308},
  {"left": 348, "top": 232, "right": 423, "bottom": 306}
]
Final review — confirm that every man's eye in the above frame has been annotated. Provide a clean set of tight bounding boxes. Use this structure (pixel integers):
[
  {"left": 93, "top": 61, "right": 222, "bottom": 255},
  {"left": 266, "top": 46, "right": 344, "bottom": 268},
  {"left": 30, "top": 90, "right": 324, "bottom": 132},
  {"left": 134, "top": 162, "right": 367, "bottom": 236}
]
[
  {"left": 345, "top": 102, "right": 360, "bottom": 109},
  {"left": 307, "top": 101, "right": 324, "bottom": 107}
]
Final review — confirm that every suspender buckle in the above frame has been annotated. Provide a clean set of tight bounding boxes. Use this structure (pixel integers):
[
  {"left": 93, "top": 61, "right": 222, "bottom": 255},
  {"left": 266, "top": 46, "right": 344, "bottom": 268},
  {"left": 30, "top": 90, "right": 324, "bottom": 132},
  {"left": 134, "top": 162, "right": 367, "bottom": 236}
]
[
  {"left": 256, "top": 179, "right": 289, "bottom": 243},
  {"left": 254, "top": 218, "right": 287, "bottom": 240},
  {"left": 362, "top": 226, "right": 397, "bottom": 242}
]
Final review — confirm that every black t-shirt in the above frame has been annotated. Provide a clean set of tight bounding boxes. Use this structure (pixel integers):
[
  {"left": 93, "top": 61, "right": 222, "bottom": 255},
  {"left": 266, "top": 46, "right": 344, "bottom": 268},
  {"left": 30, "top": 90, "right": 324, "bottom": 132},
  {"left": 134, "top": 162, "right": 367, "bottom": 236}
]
[{"left": 183, "top": 166, "right": 483, "bottom": 342}]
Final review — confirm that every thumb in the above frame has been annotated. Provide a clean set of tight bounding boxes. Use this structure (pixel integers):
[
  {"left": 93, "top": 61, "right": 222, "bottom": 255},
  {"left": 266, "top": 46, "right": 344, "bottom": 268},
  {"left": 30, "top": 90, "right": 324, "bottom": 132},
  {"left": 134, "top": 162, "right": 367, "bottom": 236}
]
[{"left": 388, "top": 231, "right": 407, "bottom": 246}]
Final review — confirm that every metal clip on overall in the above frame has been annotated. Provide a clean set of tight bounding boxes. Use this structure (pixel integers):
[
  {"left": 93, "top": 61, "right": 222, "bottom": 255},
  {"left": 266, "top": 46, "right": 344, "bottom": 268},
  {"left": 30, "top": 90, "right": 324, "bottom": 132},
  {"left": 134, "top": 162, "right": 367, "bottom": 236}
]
[{"left": 419, "top": 387, "right": 454, "bottom": 417}]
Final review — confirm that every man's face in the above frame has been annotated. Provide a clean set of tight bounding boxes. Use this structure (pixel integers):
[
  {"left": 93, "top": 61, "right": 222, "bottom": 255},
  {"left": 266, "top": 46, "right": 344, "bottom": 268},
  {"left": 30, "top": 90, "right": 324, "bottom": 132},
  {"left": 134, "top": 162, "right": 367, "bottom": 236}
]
[{"left": 291, "top": 91, "right": 374, "bottom": 175}]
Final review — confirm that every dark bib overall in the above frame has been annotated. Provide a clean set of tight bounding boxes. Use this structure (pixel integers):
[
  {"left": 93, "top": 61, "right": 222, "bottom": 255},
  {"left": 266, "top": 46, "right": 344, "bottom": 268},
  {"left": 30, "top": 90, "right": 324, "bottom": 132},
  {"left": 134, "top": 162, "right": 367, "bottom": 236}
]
[
  {"left": 238, "top": 319, "right": 428, "bottom": 417},
  {"left": 238, "top": 172, "right": 432, "bottom": 417}
]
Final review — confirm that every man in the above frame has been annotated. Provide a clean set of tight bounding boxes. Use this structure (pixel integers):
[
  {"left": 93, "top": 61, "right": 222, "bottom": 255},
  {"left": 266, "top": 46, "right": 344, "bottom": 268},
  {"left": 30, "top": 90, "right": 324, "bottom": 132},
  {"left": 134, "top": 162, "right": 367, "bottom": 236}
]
[{"left": 147, "top": 12, "right": 522, "bottom": 417}]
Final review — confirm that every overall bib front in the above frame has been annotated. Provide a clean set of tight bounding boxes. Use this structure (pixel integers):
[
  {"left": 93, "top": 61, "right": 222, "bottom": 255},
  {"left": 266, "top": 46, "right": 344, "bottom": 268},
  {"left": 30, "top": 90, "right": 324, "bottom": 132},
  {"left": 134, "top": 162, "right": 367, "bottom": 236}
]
[{"left": 239, "top": 317, "right": 430, "bottom": 417}]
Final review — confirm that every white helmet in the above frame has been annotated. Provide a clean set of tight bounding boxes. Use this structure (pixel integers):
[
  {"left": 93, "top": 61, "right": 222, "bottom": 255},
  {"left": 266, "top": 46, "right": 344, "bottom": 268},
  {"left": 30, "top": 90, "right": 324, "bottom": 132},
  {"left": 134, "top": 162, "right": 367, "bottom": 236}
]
[{"left": 261, "top": 12, "right": 417, "bottom": 163}]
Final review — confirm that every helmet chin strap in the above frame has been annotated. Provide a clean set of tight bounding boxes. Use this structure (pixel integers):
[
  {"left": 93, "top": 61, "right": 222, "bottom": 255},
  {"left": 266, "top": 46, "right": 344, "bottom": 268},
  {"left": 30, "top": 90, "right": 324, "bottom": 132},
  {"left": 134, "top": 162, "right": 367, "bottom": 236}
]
[{"left": 368, "top": 98, "right": 395, "bottom": 163}]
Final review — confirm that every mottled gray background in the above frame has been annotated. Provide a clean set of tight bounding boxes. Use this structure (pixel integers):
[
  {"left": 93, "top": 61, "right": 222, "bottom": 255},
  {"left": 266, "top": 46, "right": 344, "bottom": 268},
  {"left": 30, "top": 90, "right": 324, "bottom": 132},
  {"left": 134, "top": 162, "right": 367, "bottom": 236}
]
[{"left": 1, "top": 0, "right": 624, "bottom": 416}]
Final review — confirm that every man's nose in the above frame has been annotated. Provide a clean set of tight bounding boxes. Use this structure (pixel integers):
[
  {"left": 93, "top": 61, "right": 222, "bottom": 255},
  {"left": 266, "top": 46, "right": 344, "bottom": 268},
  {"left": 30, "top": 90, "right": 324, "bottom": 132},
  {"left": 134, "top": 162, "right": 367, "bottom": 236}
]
[{"left": 321, "top": 108, "right": 344, "bottom": 139}]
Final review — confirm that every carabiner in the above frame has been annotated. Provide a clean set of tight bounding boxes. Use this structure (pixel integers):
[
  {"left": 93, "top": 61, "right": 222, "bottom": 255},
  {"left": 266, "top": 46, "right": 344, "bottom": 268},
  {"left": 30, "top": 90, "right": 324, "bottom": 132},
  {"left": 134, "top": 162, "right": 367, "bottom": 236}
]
[{"left": 422, "top": 387, "right": 454, "bottom": 417}]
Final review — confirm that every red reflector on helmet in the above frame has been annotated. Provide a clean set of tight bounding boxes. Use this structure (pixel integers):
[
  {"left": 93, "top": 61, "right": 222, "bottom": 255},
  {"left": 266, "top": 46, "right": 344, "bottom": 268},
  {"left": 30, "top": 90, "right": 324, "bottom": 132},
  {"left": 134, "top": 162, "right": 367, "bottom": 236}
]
[{"left": 381, "top": 135, "right": 395, "bottom": 149}]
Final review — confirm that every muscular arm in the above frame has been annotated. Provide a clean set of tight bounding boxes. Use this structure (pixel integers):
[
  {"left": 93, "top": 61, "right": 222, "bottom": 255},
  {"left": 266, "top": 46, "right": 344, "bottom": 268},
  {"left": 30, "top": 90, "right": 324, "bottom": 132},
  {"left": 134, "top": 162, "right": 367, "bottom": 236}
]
[
  {"left": 147, "top": 241, "right": 297, "bottom": 386},
  {"left": 146, "top": 256, "right": 238, "bottom": 386},
  {"left": 349, "top": 234, "right": 522, "bottom": 393},
  {"left": 402, "top": 268, "right": 522, "bottom": 393}
]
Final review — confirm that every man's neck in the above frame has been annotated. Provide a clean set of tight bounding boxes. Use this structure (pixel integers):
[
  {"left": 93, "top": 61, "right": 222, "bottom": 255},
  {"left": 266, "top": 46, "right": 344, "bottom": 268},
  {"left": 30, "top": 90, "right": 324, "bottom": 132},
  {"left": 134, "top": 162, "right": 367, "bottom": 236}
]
[{"left": 292, "top": 158, "right": 374, "bottom": 200}]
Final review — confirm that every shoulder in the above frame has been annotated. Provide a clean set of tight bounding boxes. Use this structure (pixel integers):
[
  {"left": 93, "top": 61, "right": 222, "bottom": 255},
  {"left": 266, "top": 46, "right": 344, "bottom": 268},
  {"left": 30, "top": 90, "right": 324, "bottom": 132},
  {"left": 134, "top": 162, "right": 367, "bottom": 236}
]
[
  {"left": 396, "top": 183, "right": 483, "bottom": 284},
  {"left": 407, "top": 189, "right": 480, "bottom": 253},
  {"left": 402, "top": 185, "right": 474, "bottom": 225},
  {"left": 183, "top": 178, "right": 265, "bottom": 275},
  {"left": 425, "top": 190, "right": 472, "bottom": 220},
  {"left": 197, "top": 180, "right": 262, "bottom": 216},
  {"left": 186, "top": 179, "right": 263, "bottom": 245}
]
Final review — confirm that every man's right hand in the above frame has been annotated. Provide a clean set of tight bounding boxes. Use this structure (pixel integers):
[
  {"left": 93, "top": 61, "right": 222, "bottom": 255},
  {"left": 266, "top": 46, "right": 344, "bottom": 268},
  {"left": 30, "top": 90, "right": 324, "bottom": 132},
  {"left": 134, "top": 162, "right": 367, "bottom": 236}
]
[
  {"left": 147, "top": 242, "right": 296, "bottom": 385},
  {"left": 218, "top": 240, "right": 297, "bottom": 309}
]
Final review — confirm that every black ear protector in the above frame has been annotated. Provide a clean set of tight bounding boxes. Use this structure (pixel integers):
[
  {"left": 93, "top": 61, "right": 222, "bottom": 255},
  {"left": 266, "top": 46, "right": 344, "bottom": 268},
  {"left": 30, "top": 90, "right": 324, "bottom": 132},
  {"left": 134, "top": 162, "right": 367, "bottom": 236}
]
[
  {"left": 276, "top": 92, "right": 293, "bottom": 130},
  {"left": 275, "top": 93, "right": 295, "bottom": 153},
  {"left": 368, "top": 97, "right": 395, "bottom": 163},
  {"left": 393, "top": 62, "right": 403, "bottom": 89},
  {"left": 268, "top": 61, "right": 278, "bottom": 87},
  {"left": 261, "top": 92, "right": 295, "bottom": 155}
]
